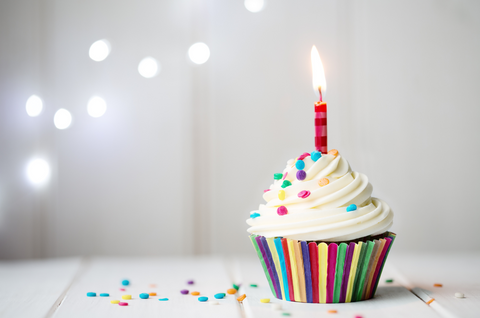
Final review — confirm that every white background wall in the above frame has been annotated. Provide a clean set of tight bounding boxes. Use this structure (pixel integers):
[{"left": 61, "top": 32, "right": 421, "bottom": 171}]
[{"left": 1, "top": 0, "right": 479, "bottom": 259}]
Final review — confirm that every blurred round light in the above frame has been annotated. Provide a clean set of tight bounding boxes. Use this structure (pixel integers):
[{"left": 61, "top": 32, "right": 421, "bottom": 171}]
[
  {"left": 188, "top": 43, "right": 210, "bottom": 65},
  {"left": 87, "top": 96, "right": 107, "bottom": 118},
  {"left": 26, "top": 95, "right": 43, "bottom": 117},
  {"left": 138, "top": 57, "right": 159, "bottom": 78},
  {"left": 89, "top": 39, "right": 111, "bottom": 62},
  {"left": 245, "top": 0, "right": 265, "bottom": 13},
  {"left": 27, "top": 158, "right": 50, "bottom": 184},
  {"left": 54, "top": 109, "right": 72, "bottom": 130}
]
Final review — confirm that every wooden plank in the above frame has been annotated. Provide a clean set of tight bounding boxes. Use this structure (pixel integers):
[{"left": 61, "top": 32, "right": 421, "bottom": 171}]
[
  {"left": 0, "top": 258, "right": 82, "bottom": 318},
  {"left": 390, "top": 252, "right": 480, "bottom": 318},
  {"left": 235, "top": 256, "right": 440, "bottom": 318},
  {"left": 51, "top": 257, "right": 242, "bottom": 318}
]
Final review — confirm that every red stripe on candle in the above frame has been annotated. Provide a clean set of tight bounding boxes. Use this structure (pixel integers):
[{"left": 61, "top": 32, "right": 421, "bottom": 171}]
[
  {"left": 281, "top": 239, "right": 295, "bottom": 301},
  {"left": 308, "top": 242, "right": 319, "bottom": 303}
]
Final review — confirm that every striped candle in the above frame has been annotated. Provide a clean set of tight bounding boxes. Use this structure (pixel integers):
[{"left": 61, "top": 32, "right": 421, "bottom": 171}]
[{"left": 315, "top": 100, "right": 327, "bottom": 154}]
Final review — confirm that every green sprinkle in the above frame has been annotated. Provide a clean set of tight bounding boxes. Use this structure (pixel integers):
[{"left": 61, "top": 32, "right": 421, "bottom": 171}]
[
  {"left": 385, "top": 279, "right": 394, "bottom": 283},
  {"left": 274, "top": 173, "right": 283, "bottom": 180},
  {"left": 250, "top": 284, "right": 258, "bottom": 287},
  {"left": 233, "top": 284, "right": 239, "bottom": 290},
  {"left": 282, "top": 313, "right": 291, "bottom": 316},
  {"left": 281, "top": 180, "right": 292, "bottom": 188}
]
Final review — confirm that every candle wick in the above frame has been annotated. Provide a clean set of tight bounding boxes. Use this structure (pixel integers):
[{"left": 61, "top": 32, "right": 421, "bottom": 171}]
[{"left": 318, "top": 86, "right": 323, "bottom": 102}]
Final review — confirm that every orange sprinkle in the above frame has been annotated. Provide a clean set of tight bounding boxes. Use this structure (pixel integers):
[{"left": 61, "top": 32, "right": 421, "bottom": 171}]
[
  {"left": 149, "top": 284, "right": 156, "bottom": 288},
  {"left": 191, "top": 291, "right": 200, "bottom": 296},
  {"left": 227, "top": 288, "right": 237, "bottom": 295},
  {"left": 327, "top": 309, "right": 338, "bottom": 313},
  {"left": 426, "top": 298, "right": 435, "bottom": 305},
  {"left": 328, "top": 149, "right": 338, "bottom": 158},
  {"left": 434, "top": 284, "right": 443, "bottom": 287},
  {"left": 237, "top": 294, "right": 246, "bottom": 302},
  {"left": 149, "top": 292, "right": 157, "bottom": 296},
  {"left": 318, "top": 178, "right": 329, "bottom": 187}
]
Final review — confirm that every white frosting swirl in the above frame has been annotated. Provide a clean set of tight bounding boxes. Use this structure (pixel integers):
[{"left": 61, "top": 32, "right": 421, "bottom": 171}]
[{"left": 246, "top": 152, "right": 394, "bottom": 241}]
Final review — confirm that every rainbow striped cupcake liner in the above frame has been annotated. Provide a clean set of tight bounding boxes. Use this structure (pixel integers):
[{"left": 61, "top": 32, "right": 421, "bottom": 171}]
[{"left": 250, "top": 231, "right": 396, "bottom": 303}]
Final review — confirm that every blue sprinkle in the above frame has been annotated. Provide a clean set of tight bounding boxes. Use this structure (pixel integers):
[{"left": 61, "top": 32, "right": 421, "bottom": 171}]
[
  {"left": 159, "top": 298, "right": 169, "bottom": 301},
  {"left": 121, "top": 279, "right": 130, "bottom": 286},
  {"left": 99, "top": 293, "right": 109, "bottom": 297},
  {"left": 296, "top": 170, "right": 306, "bottom": 181},
  {"left": 139, "top": 293, "right": 149, "bottom": 299},
  {"left": 214, "top": 293, "right": 226, "bottom": 299},
  {"left": 198, "top": 296, "right": 208, "bottom": 302},
  {"left": 311, "top": 151, "right": 322, "bottom": 162},
  {"left": 295, "top": 160, "right": 305, "bottom": 170},
  {"left": 250, "top": 212, "right": 260, "bottom": 219},
  {"left": 86, "top": 292, "right": 96, "bottom": 297},
  {"left": 346, "top": 204, "right": 357, "bottom": 212}
]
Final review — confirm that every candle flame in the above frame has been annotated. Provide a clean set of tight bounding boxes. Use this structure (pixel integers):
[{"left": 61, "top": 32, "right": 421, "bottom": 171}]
[{"left": 311, "top": 45, "right": 327, "bottom": 100}]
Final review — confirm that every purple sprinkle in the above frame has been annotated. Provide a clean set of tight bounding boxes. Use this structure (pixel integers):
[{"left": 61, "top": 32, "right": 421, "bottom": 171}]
[
  {"left": 181, "top": 289, "right": 189, "bottom": 294},
  {"left": 187, "top": 280, "right": 194, "bottom": 285},
  {"left": 296, "top": 170, "right": 306, "bottom": 181}
]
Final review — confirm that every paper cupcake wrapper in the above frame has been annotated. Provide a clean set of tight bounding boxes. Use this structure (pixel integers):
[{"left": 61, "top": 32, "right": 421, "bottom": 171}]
[{"left": 249, "top": 231, "right": 396, "bottom": 303}]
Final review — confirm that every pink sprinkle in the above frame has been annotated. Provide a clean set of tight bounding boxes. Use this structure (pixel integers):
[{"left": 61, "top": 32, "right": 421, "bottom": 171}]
[
  {"left": 277, "top": 206, "right": 288, "bottom": 216},
  {"left": 298, "top": 190, "right": 311, "bottom": 199},
  {"left": 119, "top": 302, "right": 128, "bottom": 306},
  {"left": 282, "top": 172, "right": 288, "bottom": 180},
  {"left": 264, "top": 189, "right": 271, "bottom": 193},
  {"left": 120, "top": 288, "right": 126, "bottom": 291},
  {"left": 298, "top": 152, "right": 311, "bottom": 160}
]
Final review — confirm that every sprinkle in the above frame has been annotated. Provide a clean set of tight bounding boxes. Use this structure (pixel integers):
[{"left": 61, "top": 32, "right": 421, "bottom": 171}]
[
  {"left": 214, "top": 293, "right": 226, "bottom": 299},
  {"left": 149, "top": 292, "right": 157, "bottom": 296},
  {"left": 327, "top": 309, "right": 338, "bottom": 313},
  {"left": 250, "top": 284, "right": 258, "bottom": 287},
  {"left": 187, "top": 280, "right": 194, "bottom": 285},
  {"left": 271, "top": 303, "right": 281, "bottom": 310},
  {"left": 434, "top": 283, "right": 443, "bottom": 287},
  {"left": 295, "top": 160, "right": 305, "bottom": 170},
  {"left": 385, "top": 279, "right": 394, "bottom": 283},
  {"left": 122, "top": 295, "right": 132, "bottom": 300},
  {"left": 311, "top": 151, "right": 322, "bottom": 162},
  {"left": 149, "top": 284, "right": 156, "bottom": 287},
  {"left": 282, "top": 313, "right": 291, "bottom": 317},
  {"left": 328, "top": 149, "right": 339, "bottom": 158},
  {"left": 346, "top": 204, "right": 357, "bottom": 212},
  {"left": 260, "top": 298, "right": 270, "bottom": 303},
  {"left": 274, "top": 173, "right": 283, "bottom": 180},
  {"left": 278, "top": 190, "right": 286, "bottom": 200},
  {"left": 281, "top": 180, "right": 292, "bottom": 188},
  {"left": 121, "top": 279, "right": 130, "bottom": 286},
  {"left": 159, "top": 298, "right": 169, "bottom": 301},
  {"left": 191, "top": 291, "right": 200, "bottom": 296},
  {"left": 250, "top": 213, "right": 260, "bottom": 219},
  {"left": 263, "top": 189, "right": 271, "bottom": 193},
  {"left": 227, "top": 288, "right": 237, "bottom": 294},
  {"left": 355, "top": 316, "right": 363, "bottom": 318},
  {"left": 455, "top": 292, "right": 465, "bottom": 298},
  {"left": 298, "top": 152, "right": 311, "bottom": 160},
  {"left": 318, "top": 178, "right": 329, "bottom": 187},
  {"left": 99, "top": 293, "right": 109, "bottom": 297},
  {"left": 86, "top": 292, "right": 96, "bottom": 297},
  {"left": 233, "top": 284, "right": 240, "bottom": 290},
  {"left": 298, "top": 190, "right": 310, "bottom": 198},
  {"left": 209, "top": 300, "right": 219, "bottom": 305},
  {"left": 277, "top": 206, "right": 288, "bottom": 216},
  {"left": 119, "top": 302, "right": 128, "bottom": 306},
  {"left": 120, "top": 288, "right": 126, "bottom": 291},
  {"left": 198, "top": 296, "right": 208, "bottom": 302},
  {"left": 296, "top": 170, "right": 306, "bottom": 181},
  {"left": 426, "top": 298, "right": 435, "bottom": 305},
  {"left": 111, "top": 300, "right": 120, "bottom": 304},
  {"left": 237, "top": 294, "right": 246, "bottom": 301},
  {"left": 139, "top": 293, "right": 149, "bottom": 299},
  {"left": 180, "top": 289, "right": 189, "bottom": 295},
  {"left": 282, "top": 172, "right": 288, "bottom": 180}
]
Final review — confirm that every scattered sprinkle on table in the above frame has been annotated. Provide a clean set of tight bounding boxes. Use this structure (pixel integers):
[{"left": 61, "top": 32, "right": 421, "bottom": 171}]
[
  {"left": 250, "top": 284, "right": 258, "bottom": 287},
  {"left": 271, "top": 303, "right": 281, "bottom": 310},
  {"left": 227, "top": 288, "right": 237, "bottom": 295},
  {"left": 149, "top": 292, "right": 157, "bottom": 296},
  {"left": 426, "top": 298, "right": 435, "bottom": 305},
  {"left": 86, "top": 292, "right": 96, "bottom": 297},
  {"left": 187, "top": 280, "right": 194, "bottom": 285},
  {"left": 282, "top": 313, "right": 291, "bottom": 316},
  {"left": 260, "top": 298, "right": 270, "bottom": 303},
  {"left": 121, "top": 279, "right": 130, "bottom": 286},
  {"left": 122, "top": 295, "right": 132, "bottom": 300},
  {"left": 120, "top": 288, "right": 125, "bottom": 291},
  {"left": 139, "top": 293, "right": 149, "bottom": 299},
  {"left": 455, "top": 292, "right": 465, "bottom": 298},
  {"left": 209, "top": 300, "right": 219, "bottom": 305},
  {"left": 214, "top": 293, "right": 226, "bottom": 299},
  {"left": 198, "top": 296, "right": 208, "bottom": 302},
  {"left": 327, "top": 309, "right": 337, "bottom": 313},
  {"left": 434, "top": 283, "right": 443, "bottom": 287},
  {"left": 233, "top": 284, "right": 240, "bottom": 290},
  {"left": 110, "top": 300, "right": 120, "bottom": 304},
  {"left": 149, "top": 284, "right": 156, "bottom": 288},
  {"left": 385, "top": 279, "right": 394, "bottom": 283},
  {"left": 237, "top": 294, "right": 246, "bottom": 301},
  {"left": 99, "top": 293, "right": 109, "bottom": 297},
  {"left": 191, "top": 291, "right": 200, "bottom": 296},
  {"left": 118, "top": 302, "right": 128, "bottom": 306},
  {"left": 159, "top": 298, "right": 169, "bottom": 301},
  {"left": 355, "top": 316, "right": 363, "bottom": 318},
  {"left": 180, "top": 289, "right": 189, "bottom": 295}
]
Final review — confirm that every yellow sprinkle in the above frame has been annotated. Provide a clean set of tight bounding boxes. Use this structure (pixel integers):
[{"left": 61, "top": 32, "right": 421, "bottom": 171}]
[
  {"left": 318, "top": 178, "right": 329, "bottom": 187},
  {"left": 149, "top": 292, "right": 157, "bottom": 296},
  {"left": 191, "top": 291, "right": 200, "bottom": 296},
  {"left": 237, "top": 294, "right": 246, "bottom": 301},
  {"left": 278, "top": 190, "right": 286, "bottom": 200},
  {"left": 327, "top": 309, "right": 338, "bottom": 313},
  {"left": 111, "top": 300, "right": 120, "bottom": 304},
  {"left": 426, "top": 298, "right": 435, "bottom": 305},
  {"left": 227, "top": 288, "right": 237, "bottom": 294},
  {"left": 121, "top": 295, "right": 132, "bottom": 300},
  {"left": 260, "top": 298, "right": 270, "bottom": 303},
  {"left": 328, "top": 149, "right": 339, "bottom": 158},
  {"left": 434, "top": 283, "right": 443, "bottom": 287}
]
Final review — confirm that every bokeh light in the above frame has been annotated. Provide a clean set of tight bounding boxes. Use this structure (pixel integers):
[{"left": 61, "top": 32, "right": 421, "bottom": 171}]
[
  {"left": 53, "top": 109, "right": 72, "bottom": 130},
  {"left": 244, "top": 0, "right": 265, "bottom": 13},
  {"left": 188, "top": 42, "right": 210, "bottom": 65},
  {"left": 26, "top": 95, "right": 43, "bottom": 117},
  {"left": 26, "top": 158, "right": 50, "bottom": 185},
  {"left": 89, "top": 39, "right": 111, "bottom": 62},
  {"left": 138, "top": 57, "right": 160, "bottom": 78},
  {"left": 87, "top": 96, "right": 107, "bottom": 118}
]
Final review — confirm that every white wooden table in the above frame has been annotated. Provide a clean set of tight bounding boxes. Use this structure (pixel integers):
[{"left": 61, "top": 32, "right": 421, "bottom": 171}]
[{"left": 0, "top": 253, "right": 478, "bottom": 318}]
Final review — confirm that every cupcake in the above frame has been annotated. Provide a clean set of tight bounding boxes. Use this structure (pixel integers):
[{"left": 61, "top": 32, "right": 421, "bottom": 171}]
[{"left": 246, "top": 150, "right": 395, "bottom": 303}]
